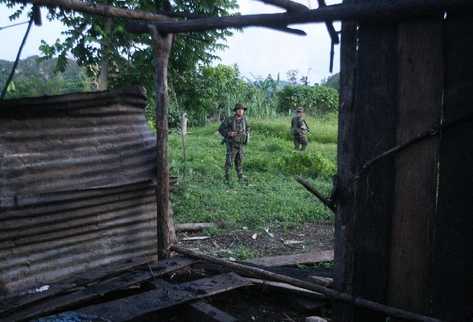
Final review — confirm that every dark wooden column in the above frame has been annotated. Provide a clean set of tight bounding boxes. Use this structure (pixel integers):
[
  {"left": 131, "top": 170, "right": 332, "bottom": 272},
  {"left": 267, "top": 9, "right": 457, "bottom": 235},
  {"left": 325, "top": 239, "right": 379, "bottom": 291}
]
[
  {"left": 432, "top": 14, "right": 473, "bottom": 322},
  {"left": 150, "top": 27, "right": 176, "bottom": 259},
  {"left": 335, "top": 9, "right": 473, "bottom": 322},
  {"left": 333, "top": 0, "right": 357, "bottom": 320},
  {"left": 334, "top": 4, "right": 399, "bottom": 319},
  {"left": 387, "top": 19, "right": 443, "bottom": 320}
]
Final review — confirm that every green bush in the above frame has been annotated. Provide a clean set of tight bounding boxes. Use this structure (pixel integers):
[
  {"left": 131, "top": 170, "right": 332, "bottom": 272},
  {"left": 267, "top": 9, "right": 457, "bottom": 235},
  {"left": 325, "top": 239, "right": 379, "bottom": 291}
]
[
  {"left": 276, "top": 151, "right": 336, "bottom": 178},
  {"left": 277, "top": 85, "right": 339, "bottom": 115}
]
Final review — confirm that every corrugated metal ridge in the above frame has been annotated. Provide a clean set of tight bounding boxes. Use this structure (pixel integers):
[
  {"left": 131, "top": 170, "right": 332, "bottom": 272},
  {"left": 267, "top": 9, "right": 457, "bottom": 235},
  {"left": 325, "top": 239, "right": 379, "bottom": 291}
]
[{"left": 0, "top": 86, "right": 147, "bottom": 110}]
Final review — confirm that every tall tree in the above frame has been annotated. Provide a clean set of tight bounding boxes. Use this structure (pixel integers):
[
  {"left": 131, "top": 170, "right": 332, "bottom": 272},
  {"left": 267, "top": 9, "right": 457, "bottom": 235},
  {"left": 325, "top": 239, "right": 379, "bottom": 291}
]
[{"left": 2, "top": 0, "right": 238, "bottom": 96}]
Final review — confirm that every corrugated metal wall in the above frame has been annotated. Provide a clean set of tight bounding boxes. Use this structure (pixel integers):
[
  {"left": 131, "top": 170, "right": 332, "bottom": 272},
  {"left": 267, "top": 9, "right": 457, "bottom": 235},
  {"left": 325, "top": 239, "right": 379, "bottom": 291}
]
[{"left": 0, "top": 87, "right": 158, "bottom": 294}]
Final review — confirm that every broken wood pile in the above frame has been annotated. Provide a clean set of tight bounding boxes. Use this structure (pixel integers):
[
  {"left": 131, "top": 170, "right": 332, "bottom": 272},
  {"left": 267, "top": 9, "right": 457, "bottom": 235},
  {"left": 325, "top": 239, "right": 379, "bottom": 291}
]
[
  {"left": 0, "top": 252, "right": 333, "bottom": 322},
  {"left": 0, "top": 248, "right": 442, "bottom": 322}
]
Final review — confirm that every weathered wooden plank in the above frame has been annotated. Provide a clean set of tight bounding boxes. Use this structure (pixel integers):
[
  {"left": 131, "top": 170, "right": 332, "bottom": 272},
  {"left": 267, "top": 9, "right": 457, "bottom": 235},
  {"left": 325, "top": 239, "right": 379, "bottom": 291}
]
[
  {"left": 1, "top": 257, "right": 196, "bottom": 322},
  {"left": 76, "top": 273, "right": 251, "bottom": 322},
  {"left": 150, "top": 27, "right": 176, "bottom": 259},
  {"left": 432, "top": 14, "right": 473, "bottom": 322},
  {"left": 0, "top": 257, "right": 151, "bottom": 315},
  {"left": 387, "top": 19, "right": 443, "bottom": 318},
  {"left": 247, "top": 250, "right": 333, "bottom": 267},
  {"left": 246, "top": 277, "right": 326, "bottom": 299},
  {"left": 186, "top": 301, "right": 238, "bottom": 322},
  {"left": 333, "top": 0, "right": 357, "bottom": 320},
  {"left": 341, "top": 8, "right": 399, "bottom": 321}
]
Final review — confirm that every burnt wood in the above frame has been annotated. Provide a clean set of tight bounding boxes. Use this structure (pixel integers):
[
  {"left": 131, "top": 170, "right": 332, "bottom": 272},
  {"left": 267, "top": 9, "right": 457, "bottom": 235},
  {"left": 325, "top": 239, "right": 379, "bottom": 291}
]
[
  {"left": 126, "top": 0, "right": 473, "bottom": 34},
  {"left": 172, "top": 247, "right": 441, "bottom": 322},
  {"left": 387, "top": 20, "right": 443, "bottom": 319},
  {"left": 345, "top": 9, "right": 399, "bottom": 322},
  {"left": 316, "top": 0, "right": 340, "bottom": 44},
  {"left": 0, "top": 257, "right": 196, "bottom": 322},
  {"left": 432, "top": 14, "right": 473, "bottom": 322},
  {"left": 76, "top": 273, "right": 251, "bottom": 322},
  {"left": 333, "top": 1, "right": 357, "bottom": 320},
  {"left": 186, "top": 301, "right": 238, "bottom": 322}
]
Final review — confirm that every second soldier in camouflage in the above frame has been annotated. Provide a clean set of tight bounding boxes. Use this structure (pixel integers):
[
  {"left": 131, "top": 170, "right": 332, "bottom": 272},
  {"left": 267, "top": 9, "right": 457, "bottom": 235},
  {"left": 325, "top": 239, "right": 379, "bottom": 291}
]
[{"left": 291, "top": 107, "right": 310, "bottom": 151}]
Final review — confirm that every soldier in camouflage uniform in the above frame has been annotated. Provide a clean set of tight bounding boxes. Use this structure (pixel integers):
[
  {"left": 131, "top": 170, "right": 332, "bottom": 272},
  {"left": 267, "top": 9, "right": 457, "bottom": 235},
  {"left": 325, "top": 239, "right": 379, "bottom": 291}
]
[
  {"left": 291, "top": 107, "right": 310, "bottom": 151},
  {"left": 218, "top": 103, "right": 249, "bottom": 183}
]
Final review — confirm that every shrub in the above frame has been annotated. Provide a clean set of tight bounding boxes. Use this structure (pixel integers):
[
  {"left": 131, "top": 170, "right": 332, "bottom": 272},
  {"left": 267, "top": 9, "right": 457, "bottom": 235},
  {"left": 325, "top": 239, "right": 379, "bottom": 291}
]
[
  {"left": 276, "top": 151, "right": 336, "bottom": 178},
  {"left": 277, "top": 85, "right": 339, "bottom": 115}
]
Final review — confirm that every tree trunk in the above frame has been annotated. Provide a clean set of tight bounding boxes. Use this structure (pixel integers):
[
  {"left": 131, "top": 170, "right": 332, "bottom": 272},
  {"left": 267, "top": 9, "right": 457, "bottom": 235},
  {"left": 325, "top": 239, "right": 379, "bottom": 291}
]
[{"left": 150, "top": 27, "right": 176, "bottom": 259}]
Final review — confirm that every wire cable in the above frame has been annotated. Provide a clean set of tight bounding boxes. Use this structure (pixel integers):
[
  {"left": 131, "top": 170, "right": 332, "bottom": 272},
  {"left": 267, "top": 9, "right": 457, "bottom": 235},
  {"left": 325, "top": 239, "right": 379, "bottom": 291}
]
[
  {"left": 0, "top": 20, "right": 30, "bottom": 31},
  {"left": 0, "top": 16, "right": 34, "bottom": 100}
]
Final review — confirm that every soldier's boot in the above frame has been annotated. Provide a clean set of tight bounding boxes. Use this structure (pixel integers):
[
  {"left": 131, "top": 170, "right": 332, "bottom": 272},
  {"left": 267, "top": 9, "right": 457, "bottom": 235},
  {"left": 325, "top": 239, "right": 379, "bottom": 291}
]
[
  {"left": 224, "top": 170, "right": 232, "bottom": 186},
  {"left": 237, "top": 172, "right": 248, "bottom": 185}
]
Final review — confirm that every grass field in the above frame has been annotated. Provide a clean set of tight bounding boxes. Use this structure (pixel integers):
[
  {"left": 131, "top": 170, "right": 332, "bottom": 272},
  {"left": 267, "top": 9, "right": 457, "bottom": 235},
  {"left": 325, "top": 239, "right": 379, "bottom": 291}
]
[{"left": 169, "top": 114, "right": 338, "bottom": 230}]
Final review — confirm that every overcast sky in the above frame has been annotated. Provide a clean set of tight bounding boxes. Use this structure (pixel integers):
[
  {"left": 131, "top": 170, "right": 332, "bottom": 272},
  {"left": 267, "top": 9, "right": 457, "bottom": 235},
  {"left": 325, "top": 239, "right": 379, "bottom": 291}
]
[{"left": 0, "top": 0, "right": 340, "bottom": 83}]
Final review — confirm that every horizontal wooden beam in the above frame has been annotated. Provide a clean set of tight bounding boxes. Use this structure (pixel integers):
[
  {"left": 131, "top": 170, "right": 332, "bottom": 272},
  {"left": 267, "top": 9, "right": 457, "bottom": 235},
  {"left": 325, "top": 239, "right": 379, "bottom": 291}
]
[
  {"left": 127, "top": 0, "right": 473, "bottom": 34},
  {"left": 30, "top": 0, "right": 171, "bottom": 22},
  {"left": 171, "top": 246, "right": 443, "bottom": 322},
  {"left": 14, "top": 0, "right": 472, "bottom": 36},
  {"left": 257, "top": 0, "right": 309, "bottom": 12},
  {"left": 316, "top": 0, "right": 339, "bottom": 44}
]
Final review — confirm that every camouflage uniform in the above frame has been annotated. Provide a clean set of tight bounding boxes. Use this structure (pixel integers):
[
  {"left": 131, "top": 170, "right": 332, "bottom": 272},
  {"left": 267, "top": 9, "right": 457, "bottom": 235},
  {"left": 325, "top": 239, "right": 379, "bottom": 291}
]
[
  {"left": 291, "top": 112, "right": 309, "bottom": 151},
  {"left": 218, "top": 115, "right": 249, "bottom": 181}
]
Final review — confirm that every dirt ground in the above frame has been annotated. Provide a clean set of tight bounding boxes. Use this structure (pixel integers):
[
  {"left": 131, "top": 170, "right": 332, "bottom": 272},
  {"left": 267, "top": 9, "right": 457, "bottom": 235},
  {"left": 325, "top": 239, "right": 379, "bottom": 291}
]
[{"left": 176, "top": 222, "right": 335, "bottom": 260}]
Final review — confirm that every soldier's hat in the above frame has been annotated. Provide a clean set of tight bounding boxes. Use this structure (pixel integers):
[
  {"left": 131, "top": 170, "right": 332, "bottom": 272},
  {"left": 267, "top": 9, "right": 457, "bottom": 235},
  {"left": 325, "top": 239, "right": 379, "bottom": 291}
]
[
  {"left": 233, "top": 103, "right": 247, "bottom": 111},
  {"left": 296, "top": 107, "right": 304, "bottom": 113}
]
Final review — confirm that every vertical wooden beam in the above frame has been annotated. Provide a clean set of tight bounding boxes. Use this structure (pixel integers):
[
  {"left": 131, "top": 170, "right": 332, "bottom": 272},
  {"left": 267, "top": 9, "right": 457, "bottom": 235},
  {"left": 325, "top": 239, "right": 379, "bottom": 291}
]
[
  {"left": 387, "top": 19, "right": 443, "bottom": 319},
  {"left": 333, "top": 0, "right": 357, "bottom": 320},
  {"left": 432, "top": 14, "right": 473, "bottom": 321},
  {"left": 334, "top": 2, "right": 399, "bottom": 318},
  {"left": 150, "top": 27, "right": 176, "bottom": 259},
  {"left": 350, "top": 21, "right": 398, "bottom": 322}
]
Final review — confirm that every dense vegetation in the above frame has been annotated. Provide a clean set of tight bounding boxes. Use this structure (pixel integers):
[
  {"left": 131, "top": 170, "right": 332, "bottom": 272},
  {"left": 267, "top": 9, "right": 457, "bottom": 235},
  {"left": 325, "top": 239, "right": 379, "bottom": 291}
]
[{"left": 0, "top": 56, "right": 92, "bottom": 98}]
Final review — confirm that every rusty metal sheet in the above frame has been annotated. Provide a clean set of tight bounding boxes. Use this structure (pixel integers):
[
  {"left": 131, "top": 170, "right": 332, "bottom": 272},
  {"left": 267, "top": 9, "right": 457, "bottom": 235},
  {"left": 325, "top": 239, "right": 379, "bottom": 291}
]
[{"left": 0, "top": 87, "right": 158, "bottom": 295}]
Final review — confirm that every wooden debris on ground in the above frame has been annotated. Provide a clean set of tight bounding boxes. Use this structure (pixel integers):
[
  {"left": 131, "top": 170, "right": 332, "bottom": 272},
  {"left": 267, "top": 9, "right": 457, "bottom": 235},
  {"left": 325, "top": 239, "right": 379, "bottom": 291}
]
[
  {"left": 76, "top": 273, "right": 250, "bottom": 322},
  {"left": 186, "top": 300, "right": 239, "bottom": 322},
  {"left": 175, "top": 222, "right": 224, "bottom": 232},
  {"left": 0, "top": 257, "right": 196, "bottom": 322},
  {"left": 182, "top": 236, "right": 211, "bottom": 241},
  {"left": 246, "top": 278, "right": 325, "bottom": 300},
  {"left": 305, "top": 316, "right": 328, "bottom": 322},
  {"left": 0, "top": 256, "right": 152, "bottom": 318},
  {"left": 247, "top": 250, "right": 334, "bottom": 267},
  {"left": 309, "top": 276, "right": 333, "bottom": 288}
]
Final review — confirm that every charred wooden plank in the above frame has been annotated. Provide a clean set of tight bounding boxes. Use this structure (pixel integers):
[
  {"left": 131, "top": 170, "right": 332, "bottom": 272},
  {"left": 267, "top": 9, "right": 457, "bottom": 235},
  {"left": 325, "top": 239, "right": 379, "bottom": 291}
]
[
  {"left": 432, "top": 14, "right": 473, "bottom": 322},
  {"left": 247, "top": 250, "right": 333, "bottom": 267},
  {"left": 126, "top": 1, "right": 473, "bottom": 34},
  {"left": 75, "top": 273, "right": 251, "bottom": 322},
  {"left": 173, "top": 247, "right": 442, "bottom": 322},
  {"left": 0, "top": 257, "right": 151, "bottom": 315},
  {"left": 1, "top": 257, "right": 196, "bottom": 322},
  {"left": 387, "top": 19, "right": 443, "bottom": 320},
  {"left": 186, "top": 301, "right": 238, "bottom": 322}
]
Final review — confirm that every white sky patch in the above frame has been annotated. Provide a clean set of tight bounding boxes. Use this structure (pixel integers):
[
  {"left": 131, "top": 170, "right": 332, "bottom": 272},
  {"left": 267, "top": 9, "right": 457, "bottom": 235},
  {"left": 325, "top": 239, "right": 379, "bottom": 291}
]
[{"left": 0, "top": 0, "right": 341, "bottom": 83}]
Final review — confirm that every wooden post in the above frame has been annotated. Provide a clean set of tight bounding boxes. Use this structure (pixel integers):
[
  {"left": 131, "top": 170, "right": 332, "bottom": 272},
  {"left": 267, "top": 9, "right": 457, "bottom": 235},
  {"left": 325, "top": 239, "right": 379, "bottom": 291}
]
[
  {"left": 150, "top": 26, "right": 176, "bottom": 259},
  {"left": 333, "top": 0, "right": 357, "bottom": 320},
  {"left": 432, "top": 14, "right": 473, "bottom": 321},
  {"left": 387, "top": 20, "right": 443, "bottom": 320},
  {"left": 98, "top": 17, "right": 112, "bottom": 91}
]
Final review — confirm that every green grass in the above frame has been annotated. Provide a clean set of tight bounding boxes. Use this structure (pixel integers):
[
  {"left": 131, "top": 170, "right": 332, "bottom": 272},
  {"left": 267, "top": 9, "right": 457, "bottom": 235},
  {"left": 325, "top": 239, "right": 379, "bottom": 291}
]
[{"left": 169, "top": 114, "right": 338, "bottom": 229}]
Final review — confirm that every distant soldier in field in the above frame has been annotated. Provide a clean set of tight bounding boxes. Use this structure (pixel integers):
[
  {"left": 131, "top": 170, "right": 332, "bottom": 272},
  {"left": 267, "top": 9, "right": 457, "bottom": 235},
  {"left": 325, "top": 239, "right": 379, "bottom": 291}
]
[
  {"left": 218, "top": 103, "right": 250, "bottom": 184},
  {"left": 291, "top": 107, "right": 310, "bottom": 151}
]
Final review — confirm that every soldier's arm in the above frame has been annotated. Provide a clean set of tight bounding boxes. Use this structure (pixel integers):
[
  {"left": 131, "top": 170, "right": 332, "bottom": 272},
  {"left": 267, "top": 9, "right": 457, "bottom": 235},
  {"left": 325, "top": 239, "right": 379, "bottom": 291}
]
[{"left": 218, "top": 118, "right": 231, "bottom": 138}]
